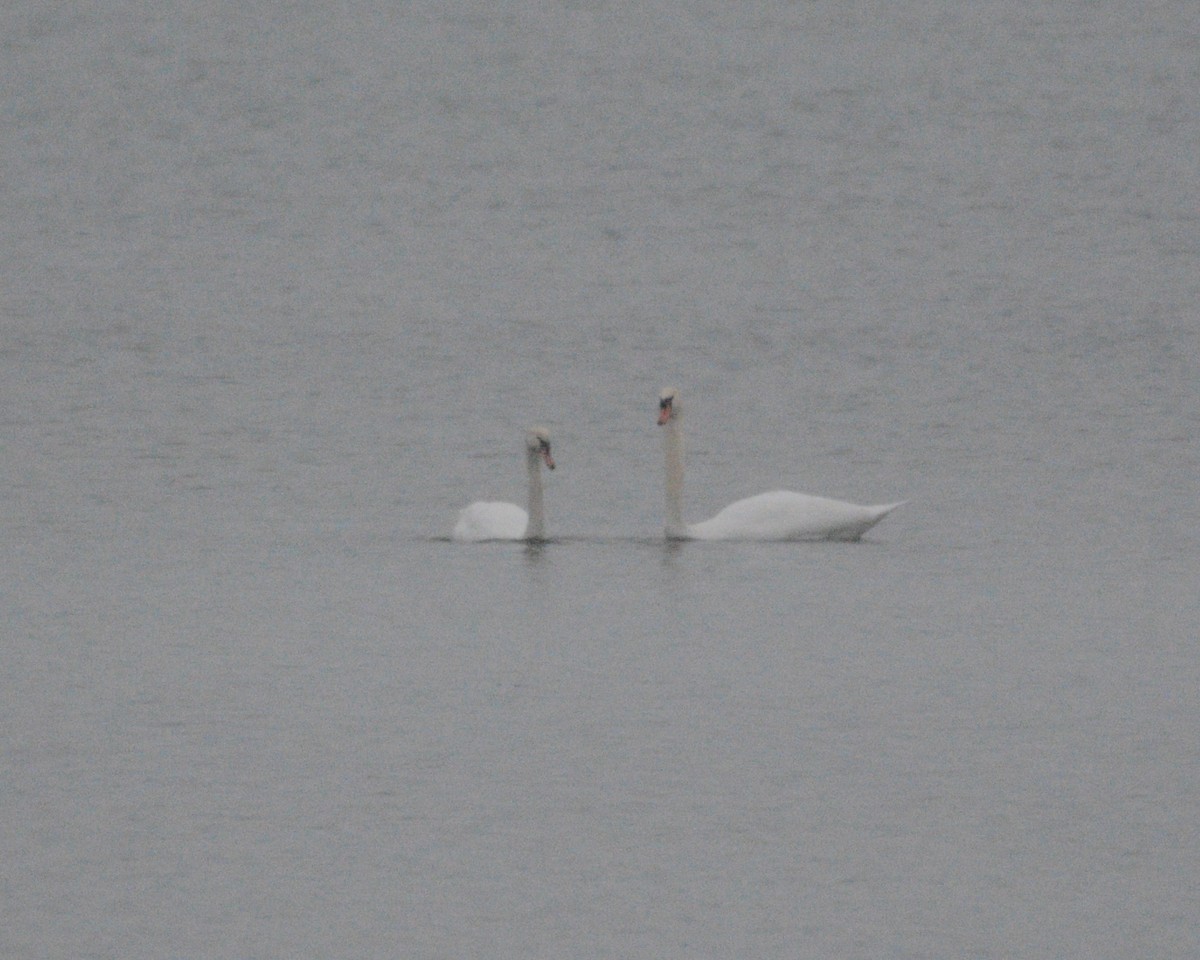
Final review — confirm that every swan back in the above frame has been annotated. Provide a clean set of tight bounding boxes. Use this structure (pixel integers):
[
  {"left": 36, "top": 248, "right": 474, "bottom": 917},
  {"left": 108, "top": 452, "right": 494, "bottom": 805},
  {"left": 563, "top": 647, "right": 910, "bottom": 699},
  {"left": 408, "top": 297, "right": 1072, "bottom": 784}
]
[
  {"left": 688, "top": 492, "right": 903, "bottom": 541},
  {"left": 452, "top": 502, "right": 530, "bottom": 541}
]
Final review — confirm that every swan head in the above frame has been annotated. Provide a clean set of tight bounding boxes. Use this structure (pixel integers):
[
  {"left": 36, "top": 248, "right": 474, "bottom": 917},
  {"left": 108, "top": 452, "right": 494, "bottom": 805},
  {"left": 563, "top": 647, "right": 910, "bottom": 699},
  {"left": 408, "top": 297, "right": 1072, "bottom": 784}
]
[
  {"left": 657, "top": 387, "right": 680, "bottom": 425},
  {"left": 525, "top": 427, "right": 555, "bottom": 469}
]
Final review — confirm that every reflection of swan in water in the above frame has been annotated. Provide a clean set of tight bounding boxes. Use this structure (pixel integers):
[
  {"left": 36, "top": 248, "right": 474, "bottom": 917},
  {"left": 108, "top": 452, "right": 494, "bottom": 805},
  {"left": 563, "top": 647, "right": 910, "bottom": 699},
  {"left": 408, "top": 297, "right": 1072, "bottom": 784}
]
[
  {"left": 657, "top": 388, "right": 903, "bottom": 541},
  {"left": 452, "top": 428, "right": 556, "bottom": 541}
]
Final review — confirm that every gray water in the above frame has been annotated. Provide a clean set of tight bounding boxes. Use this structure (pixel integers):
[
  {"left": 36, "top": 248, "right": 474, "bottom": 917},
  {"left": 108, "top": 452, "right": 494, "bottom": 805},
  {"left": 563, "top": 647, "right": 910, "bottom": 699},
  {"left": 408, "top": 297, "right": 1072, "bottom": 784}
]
[{"left": 3, "top": 1, "right": 1198, "bottom": 957}]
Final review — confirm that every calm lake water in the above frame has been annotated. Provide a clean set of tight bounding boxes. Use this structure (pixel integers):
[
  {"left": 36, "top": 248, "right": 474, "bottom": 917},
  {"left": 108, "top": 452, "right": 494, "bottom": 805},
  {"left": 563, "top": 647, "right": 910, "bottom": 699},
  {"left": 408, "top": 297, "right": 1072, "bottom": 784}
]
[{"left": 3, "top": 1, "right": 1198, "bottom": 958}]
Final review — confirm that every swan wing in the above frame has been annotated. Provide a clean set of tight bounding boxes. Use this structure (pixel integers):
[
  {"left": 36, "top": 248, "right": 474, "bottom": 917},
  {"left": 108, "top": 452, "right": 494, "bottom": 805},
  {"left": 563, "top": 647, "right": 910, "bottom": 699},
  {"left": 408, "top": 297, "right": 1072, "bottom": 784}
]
[
  {"left": 689, "top": 491, "right": 902, "bottom": 542},
  {"left": 452, "top": 501, "right": 529, "bottom": 541}
]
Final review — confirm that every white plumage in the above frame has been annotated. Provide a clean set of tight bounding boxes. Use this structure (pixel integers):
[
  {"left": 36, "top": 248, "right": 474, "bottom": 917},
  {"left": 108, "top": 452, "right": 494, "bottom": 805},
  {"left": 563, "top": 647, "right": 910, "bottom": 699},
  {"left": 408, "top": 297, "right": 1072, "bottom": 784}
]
[
  {"left": 452, "top": 428, "right": 556, "bottom": 541},
  {"left": 657, "top": 387, "right": 902, "bottom": 541}
]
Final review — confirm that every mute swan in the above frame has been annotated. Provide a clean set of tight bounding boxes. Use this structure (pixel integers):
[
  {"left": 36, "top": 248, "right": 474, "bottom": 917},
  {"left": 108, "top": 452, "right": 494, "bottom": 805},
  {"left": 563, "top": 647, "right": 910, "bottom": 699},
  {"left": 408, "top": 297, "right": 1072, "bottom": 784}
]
[
  {"left": 452, "top": 428, "right": 556, "bottom": 541},
  {"left": 657, "top": 387, "right": 902, "bottom": 541}
]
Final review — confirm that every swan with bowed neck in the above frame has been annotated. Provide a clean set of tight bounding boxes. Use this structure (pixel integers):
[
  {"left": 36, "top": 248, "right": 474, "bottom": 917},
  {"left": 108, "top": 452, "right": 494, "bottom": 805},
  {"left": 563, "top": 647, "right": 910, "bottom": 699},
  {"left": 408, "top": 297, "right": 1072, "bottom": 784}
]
[
  {"left": 452, "top": 428, "right": 556, "bottom": 541},
  {"left": 657, "top": 388, "right": 902, "bottom": 541}
]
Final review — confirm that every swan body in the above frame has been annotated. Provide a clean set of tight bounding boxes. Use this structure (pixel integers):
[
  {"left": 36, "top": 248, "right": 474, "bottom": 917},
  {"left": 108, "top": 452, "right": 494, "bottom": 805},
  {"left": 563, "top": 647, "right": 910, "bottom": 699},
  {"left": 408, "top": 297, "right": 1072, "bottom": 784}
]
[
  {"left": 452, "top": 501, "right": 531, "bottom": 541},
  {"left": 657, "top": 387, "right": 902, "bottom": 541},
  {"left": 685, "top": 490, "right": 902, "bottom": 541},
  {"left": 452, "top": 428, "right": 555, "bottom": 541}
]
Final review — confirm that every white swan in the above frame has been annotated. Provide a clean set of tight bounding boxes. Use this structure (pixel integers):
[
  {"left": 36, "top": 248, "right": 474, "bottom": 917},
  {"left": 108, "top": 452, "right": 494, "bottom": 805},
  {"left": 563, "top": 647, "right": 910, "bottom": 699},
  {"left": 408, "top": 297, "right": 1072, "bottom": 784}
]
[
  {"left": 452, "top": 428, "right": 556, "bottom": 541},
  {"left": 657, "top": 387, "right": 902, "bottom": 541}
]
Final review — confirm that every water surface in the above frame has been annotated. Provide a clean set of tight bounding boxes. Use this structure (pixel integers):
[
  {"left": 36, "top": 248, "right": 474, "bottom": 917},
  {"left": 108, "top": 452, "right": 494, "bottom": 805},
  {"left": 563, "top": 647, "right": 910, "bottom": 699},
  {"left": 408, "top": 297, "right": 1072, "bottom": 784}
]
[{"left": 2, "top": 2, "right": 1197, "bottom": 958}]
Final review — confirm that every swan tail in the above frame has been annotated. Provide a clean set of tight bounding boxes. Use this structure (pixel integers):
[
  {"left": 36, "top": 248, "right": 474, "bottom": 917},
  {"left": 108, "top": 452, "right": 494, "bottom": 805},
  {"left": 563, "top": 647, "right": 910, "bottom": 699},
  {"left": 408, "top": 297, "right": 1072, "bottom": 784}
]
[
  {"left": 818, "top": 500, "right": 906, "bottom": 541},
  {"left": 839, "top": 500, "right": 906, "bottom": 540}
]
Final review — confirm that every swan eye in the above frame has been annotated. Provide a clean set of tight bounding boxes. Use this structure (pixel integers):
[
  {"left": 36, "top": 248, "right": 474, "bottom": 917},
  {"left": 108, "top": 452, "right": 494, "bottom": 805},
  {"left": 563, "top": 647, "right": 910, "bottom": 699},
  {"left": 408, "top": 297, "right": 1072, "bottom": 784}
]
[{"left": 659, "top": 398, "right": 672, "bottom": 410}]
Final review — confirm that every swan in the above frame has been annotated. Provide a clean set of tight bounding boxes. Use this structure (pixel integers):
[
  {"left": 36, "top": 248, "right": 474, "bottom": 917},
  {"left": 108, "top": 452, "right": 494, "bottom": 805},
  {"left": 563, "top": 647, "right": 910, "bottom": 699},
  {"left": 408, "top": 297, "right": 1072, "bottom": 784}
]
[
  {"left": 452, "top": 428, "right": 556, "bottom": 541},
  {"left": 657, "top": 387, "right": 903, "bottom": 541}
]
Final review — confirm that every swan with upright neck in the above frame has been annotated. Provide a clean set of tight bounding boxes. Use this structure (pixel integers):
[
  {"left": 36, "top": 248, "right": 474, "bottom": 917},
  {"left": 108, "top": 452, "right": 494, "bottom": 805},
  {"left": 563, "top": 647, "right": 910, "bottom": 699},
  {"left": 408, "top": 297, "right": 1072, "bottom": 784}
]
[
  {"left": 452, "top": 428, "right": 556, "bottom": 541},
  {"left": 657, "top": 388, "right": 902, "bottom": 541}
]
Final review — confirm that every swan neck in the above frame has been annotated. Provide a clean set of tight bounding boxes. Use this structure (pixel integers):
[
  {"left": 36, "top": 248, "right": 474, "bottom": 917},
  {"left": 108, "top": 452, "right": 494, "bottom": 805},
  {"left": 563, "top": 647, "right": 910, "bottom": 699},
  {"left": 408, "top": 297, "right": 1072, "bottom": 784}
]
[
  {"left": 663, "top": 414, "right": 686, "bottom": 538},
  {"left": 525, "top": 446, "right": 545, "bottom": 540}
]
